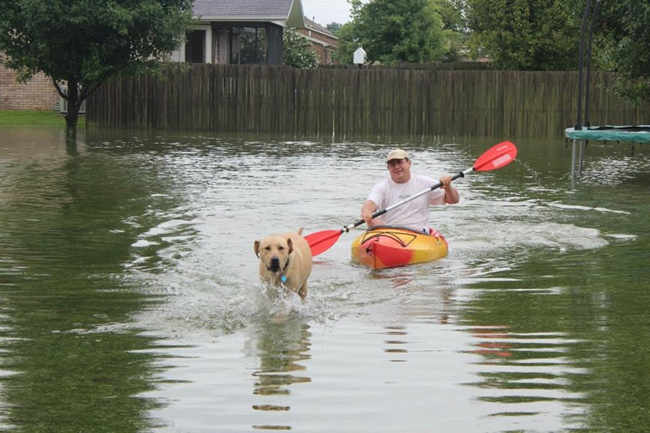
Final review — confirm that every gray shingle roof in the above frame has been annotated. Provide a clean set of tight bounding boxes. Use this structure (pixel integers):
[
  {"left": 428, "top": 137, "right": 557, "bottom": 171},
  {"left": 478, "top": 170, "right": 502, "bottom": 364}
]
[{"left": 193, "top": 0, "right": 295, "bottom": 19}]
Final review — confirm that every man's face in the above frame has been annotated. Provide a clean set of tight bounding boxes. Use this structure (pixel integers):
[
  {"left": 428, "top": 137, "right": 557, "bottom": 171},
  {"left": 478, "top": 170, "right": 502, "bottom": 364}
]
[{"left": 387, "top": 158, "right": 411, "bottom": 183}]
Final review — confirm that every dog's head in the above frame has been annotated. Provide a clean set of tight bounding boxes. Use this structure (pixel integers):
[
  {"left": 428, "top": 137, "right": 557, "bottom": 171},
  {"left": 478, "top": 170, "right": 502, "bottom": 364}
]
[{"left": 254, "top": 235, "right": 294, "bottom": 273}]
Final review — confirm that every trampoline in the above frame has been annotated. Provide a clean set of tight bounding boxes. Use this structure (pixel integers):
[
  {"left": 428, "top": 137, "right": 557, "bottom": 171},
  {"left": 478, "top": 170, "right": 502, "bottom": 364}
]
[{"left": 565, "top": 125, "right": 650, "bottom": 179}]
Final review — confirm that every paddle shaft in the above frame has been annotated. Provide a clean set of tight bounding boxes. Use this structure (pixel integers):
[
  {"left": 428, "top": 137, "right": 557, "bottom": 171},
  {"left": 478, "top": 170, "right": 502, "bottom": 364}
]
[{"left": 342, "top": 167, "right": 474, "bottom": 232}]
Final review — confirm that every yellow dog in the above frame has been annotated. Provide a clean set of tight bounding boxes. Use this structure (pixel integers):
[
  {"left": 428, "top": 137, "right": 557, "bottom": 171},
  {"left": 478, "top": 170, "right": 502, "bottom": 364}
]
[{"left": 254, "top": 228, "right": 312, "bottom": 299}]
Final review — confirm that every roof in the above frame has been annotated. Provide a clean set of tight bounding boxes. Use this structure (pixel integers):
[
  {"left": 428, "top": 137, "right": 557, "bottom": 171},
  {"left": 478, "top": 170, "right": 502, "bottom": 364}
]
[
  {"left": 193, "top": 0, "right": 305, "bottom": 28},
  {"left": 304, "top": 17, "right": 338, "bottom": 40}
]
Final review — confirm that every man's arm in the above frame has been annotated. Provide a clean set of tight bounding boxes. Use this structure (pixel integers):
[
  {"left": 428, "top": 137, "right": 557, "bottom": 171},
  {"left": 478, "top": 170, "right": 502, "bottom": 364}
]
[
  {"left": 440, "top": 175, "right": 459, "bottom": 204},
  {"left": 361, "top": 199, "right": 378, "bottom": 226}
]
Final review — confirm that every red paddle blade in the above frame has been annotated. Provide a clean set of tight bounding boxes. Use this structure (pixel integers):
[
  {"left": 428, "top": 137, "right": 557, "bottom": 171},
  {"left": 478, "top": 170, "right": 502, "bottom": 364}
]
[
  {"left": 473, "top": 141, "right": 518, "bottom": 172},
  {"left": 305, "top": 230, "right": 343, "bottom": 256}
]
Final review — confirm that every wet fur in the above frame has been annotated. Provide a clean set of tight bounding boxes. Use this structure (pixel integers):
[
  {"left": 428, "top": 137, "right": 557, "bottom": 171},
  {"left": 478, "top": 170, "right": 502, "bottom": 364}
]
[{"left": 254, "top": 228, "right": 312, "bottom": 299}]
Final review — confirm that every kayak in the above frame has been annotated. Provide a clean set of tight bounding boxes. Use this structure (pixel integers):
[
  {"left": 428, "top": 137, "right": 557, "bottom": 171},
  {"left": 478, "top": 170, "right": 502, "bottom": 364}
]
[{"left": 350, "top": 226, "right": 448, "bottom": 269}]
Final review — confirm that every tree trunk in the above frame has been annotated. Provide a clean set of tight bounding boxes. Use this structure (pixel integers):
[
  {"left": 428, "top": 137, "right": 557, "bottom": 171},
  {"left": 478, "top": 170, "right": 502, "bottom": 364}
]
[
  {"left": 64, "top": 80, "right": 80, "bottom": 150},
  {"left": 65, "top": 111, "right": 78, "bottom": 145}
]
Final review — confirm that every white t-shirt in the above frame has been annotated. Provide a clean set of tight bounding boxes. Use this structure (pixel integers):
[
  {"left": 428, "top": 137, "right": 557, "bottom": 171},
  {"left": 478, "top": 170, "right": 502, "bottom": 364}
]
[{"left": 367, "top": 174, "right": 446, "bottom": 232}]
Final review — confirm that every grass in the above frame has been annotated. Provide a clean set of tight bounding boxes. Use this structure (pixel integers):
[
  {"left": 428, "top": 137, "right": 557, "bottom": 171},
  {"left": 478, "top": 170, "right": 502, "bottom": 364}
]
[{"left": 0, "top": 110, "right": 85, "bottom": 127}]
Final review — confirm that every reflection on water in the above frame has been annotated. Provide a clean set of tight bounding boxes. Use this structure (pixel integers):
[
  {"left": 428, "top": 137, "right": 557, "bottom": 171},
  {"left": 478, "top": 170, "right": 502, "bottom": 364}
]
[
  {"left": 250, "top": 320, "right": 312, "bottom": 431},
  {"left": 1, "top": 128, "right": 650, "bottom": 432},
  {"left": 467, "top": 327, "right": 587, "bottom": 424}
]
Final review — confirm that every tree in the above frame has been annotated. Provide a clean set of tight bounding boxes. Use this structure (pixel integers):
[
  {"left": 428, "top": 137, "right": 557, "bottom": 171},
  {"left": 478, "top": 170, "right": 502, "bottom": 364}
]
[
  {"left": 597, "top": 1, "right": 650, "bottom": 104},
  {"left": 336, "top": 0, "right": 446, "bottom": 65},
  {"left": 466, "top": 0, "right": 582, "bottom": 70},
  {"left": 283, "top": 29, "right": 319, "bottom": 69},
  {"left": 436, "top": 0, "right": 469, "bottom": 61},
  {"left": 0, "top": 0, "right": 194, "bottom": 146},
  {"left": 361, "top": 0, "right": 446, "bottom": 64},
  {"left": 326, "top": 23, "right": 343, "bottom": 34}
]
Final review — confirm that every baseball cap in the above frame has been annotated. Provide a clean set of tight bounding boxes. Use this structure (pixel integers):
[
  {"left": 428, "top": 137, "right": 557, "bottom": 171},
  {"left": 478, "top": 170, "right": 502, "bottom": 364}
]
[{"left": 386, "top": 148, "right": 409, "bottom": 162}]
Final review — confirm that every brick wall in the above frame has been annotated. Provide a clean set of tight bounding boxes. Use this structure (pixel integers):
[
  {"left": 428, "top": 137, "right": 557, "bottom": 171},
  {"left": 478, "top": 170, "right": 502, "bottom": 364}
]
[
  {"left": 0, "top": 59, "right": 60, "bottom": 110},
  {"left": 297, "top": 22, "right": 339, "bottom": 66},
  {"left": 307, "top": 43, "right": 335, "bottom": 65}
]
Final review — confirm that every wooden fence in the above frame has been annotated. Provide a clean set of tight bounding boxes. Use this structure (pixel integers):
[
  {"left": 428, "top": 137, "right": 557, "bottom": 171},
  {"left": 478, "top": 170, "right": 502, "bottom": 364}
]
[{"left": 86, "top": 64, "right": 650, "bottom": 138}]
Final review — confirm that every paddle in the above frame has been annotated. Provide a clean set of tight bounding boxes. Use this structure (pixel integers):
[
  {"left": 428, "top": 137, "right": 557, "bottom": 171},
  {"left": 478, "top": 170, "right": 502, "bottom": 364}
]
[{"left": 305, "top": 141, "right": 518, "bottom": 257}]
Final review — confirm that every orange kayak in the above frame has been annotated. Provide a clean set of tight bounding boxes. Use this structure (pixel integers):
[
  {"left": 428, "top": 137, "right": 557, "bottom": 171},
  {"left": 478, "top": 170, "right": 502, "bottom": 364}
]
[{"left": 351, "top": 226, "right": 448, "bottom": 269}]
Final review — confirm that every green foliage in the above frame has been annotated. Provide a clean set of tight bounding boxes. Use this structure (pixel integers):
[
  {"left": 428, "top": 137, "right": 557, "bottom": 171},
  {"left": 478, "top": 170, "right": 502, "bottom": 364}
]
[
  {"left": 335, "top": 0, "right": 446, "bottom": 65},
  {"left": 466, "top": 0, "right": 582, "bottom": 70},
  {"left": 597, "top": 1, "right": 650, "bottom": 104},
  {"left": 0, "top": 0, "right": 194, "bottom": 141},
  {"left": 436, "top": 0, "right": 469, "bottom": 61},
  {"left": 438, "top": 0, "right": 468, "bottom": 32},
  {"left": 326, "top": 23, "right": 343, "bottom": 34},
  {"left": 333, "top": 22, "right": 359, "bottom": 64},
  {"left": 283, "top": 29, "right": 319, "bottom": 69}
]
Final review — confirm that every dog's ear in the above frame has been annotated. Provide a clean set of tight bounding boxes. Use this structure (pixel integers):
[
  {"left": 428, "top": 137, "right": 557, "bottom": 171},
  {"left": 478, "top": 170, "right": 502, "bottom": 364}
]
[
  {"left": 286, "top": 237, "right": 294, "bottom": 255},
  {"left": 254, "top": 240, "right": 260, "bottom": 258}
]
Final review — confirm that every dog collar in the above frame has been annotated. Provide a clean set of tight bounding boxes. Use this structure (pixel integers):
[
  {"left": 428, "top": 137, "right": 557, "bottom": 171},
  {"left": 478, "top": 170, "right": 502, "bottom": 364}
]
[{"left": 280, "top": 258, "right": 290, "bottom": 283}]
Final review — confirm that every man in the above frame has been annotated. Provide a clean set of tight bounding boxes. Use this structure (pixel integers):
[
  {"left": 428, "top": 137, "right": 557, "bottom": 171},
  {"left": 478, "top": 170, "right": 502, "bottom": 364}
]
[{"left": 360, "top": 148, "right": 459, "bottom": 233}]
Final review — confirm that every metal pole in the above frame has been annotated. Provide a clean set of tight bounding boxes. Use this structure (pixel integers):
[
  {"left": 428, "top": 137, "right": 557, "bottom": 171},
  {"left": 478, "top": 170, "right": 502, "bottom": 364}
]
[
  {"left": 575, "top": 0, "right": 593, "bottom": 131},
  {"left": 579, "top": 140, "right": 586, "bottom": 175},
  {"left": 584, "top": 0, "right": 601, "bottom": 128},
  {"left": 571, "top": 139, "right": 577, "bottom": 180}
]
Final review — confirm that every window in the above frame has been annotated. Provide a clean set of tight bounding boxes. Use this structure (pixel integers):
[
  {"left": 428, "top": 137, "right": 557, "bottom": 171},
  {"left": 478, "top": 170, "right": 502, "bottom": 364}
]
[
  {"left": 185, "top": 30, "right": 206, "bottom": 63},
  {"left": 230, "top": 27, "right": 266, "bottom": 65}
]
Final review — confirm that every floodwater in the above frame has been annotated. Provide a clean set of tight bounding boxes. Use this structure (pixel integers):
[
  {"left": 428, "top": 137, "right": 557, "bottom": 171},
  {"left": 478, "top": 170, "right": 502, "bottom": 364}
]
[{"left": 1, "top": 126, "right": 649, "bottom": 432}]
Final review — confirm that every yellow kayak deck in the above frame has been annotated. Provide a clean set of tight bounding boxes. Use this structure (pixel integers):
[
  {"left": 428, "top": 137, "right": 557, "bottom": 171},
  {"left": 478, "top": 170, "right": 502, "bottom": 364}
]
[{"left": 351, "top": 226, "right": 448, "bottom": 269}]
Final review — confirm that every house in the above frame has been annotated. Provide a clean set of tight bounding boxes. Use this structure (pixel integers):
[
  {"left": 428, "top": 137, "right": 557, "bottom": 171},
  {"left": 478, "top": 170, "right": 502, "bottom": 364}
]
[
  {"left": 169, "top": 0, "right": 306, "bottom": 65},
  {"left": 298, "top": 18, "right": 339, "bottom": 65}
]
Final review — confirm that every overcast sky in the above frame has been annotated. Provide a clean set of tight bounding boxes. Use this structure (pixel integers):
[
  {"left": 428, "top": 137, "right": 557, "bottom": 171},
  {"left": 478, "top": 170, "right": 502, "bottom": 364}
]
[{"left": 301, "top": 0, "right": 359, "bottom": 26}]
